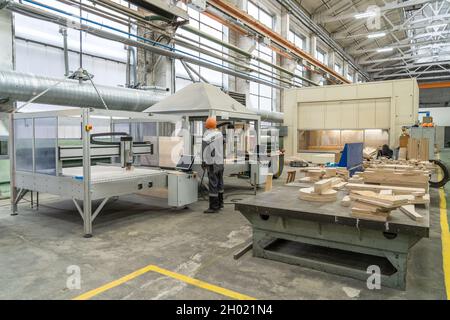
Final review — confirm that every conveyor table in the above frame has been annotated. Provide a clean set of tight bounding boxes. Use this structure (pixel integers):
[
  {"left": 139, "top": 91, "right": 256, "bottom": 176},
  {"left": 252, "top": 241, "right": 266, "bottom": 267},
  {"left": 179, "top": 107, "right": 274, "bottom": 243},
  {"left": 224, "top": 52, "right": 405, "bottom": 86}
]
[{"left": 234, "top": 186, "right": 430, "bottom": 290}]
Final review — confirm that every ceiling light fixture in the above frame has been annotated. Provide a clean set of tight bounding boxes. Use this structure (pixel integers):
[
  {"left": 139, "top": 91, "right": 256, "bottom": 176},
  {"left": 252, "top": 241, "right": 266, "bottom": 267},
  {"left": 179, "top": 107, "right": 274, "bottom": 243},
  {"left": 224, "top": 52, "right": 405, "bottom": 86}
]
[
  {"left": 367, "top": 32, "right": 386, "bottom": 39},
  {"left": 377, "top": 48, "right": 393, "bottom": 53}
]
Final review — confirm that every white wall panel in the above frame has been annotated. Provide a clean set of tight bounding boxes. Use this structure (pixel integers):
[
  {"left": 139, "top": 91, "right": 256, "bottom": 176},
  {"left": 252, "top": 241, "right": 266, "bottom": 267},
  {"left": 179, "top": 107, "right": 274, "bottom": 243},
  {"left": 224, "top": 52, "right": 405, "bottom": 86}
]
[
  {"left": 358, "top": 100, "right": 376, "bottom": 128},
  {"left": 324, "top": 102, "right": 340, "bottom": 129},
  {"left": 375, "top": 99, "right": 390, "bottom": 128},
  {"left": 340, "top": 103, "right": 357, "bottom": 128}
]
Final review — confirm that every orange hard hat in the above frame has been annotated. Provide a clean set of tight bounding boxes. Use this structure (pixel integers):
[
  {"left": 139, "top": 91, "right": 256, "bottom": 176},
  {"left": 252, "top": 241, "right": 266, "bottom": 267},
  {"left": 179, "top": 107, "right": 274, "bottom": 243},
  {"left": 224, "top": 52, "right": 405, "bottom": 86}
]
[{"left": 205, "top": 117, "right": 217, "bottom": 129}]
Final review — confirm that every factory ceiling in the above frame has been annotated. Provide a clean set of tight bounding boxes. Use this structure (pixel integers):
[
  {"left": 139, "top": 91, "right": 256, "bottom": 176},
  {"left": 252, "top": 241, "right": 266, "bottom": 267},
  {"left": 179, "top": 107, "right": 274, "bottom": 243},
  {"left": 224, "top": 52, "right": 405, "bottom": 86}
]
[{"left": 300, "top": 0, "right": 450, "bottom": 82}]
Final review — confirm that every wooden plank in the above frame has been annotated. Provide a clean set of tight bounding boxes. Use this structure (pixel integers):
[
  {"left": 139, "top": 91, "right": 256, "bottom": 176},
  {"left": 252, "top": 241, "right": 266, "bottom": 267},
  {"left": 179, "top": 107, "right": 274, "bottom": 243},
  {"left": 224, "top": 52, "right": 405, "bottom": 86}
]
[
  {"left": 299, "top": 187, "right": 337, "bottom": 202},
  {"left": 325, "top": 168, "right": 337, "bottom": 178},
  {"left": 400, "top": 205, "right": 423, "bottom": 222},
  {"left": 314, "top": 179, "right": 333, "bottom": 194},
  {"left": 398, "top": 147, "right": 407, "bottom": 160},
  {"left": 351, "top": 202, "right": 390, "bottom": 221},
  {"left": 346, "top": 183, "right": 426, "bottom": 195},
  {"left": 265, "top": 173, "right": 273, "bottom": 192},
  {"left": 333, "top": 182, "right": 347, "bottom": 190}
]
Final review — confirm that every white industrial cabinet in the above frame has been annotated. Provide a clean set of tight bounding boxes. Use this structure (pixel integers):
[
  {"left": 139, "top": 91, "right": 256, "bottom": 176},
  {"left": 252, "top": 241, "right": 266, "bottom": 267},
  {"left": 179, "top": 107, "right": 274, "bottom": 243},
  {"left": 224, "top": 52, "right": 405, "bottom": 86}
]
[
  {"left": 168, "top": 172, "right": 198, "bottom": 207},
  {"left": 283, "top": 79, "right": 419, "bottom": 159}
]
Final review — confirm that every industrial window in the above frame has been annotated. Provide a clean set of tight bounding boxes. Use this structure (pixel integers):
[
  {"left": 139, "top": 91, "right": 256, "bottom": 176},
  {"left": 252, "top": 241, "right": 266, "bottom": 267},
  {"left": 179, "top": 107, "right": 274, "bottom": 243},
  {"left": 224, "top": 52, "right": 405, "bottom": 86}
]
[
  {"left": 347, "top": 71, "right": 354, "bottom": 82},
  {"left": 334, "top": 63, "right": 342, "bottom": 75},
  {"left": 247, "top": 2, "right": 277, "bottom": 112},
  {"left": 316, "top": 48, "right": 327, "bottom": 65},
  {"left": 247, "top": 2, "right": 273, "bottom": 28},
  {"left": 294, "top": 63, "right": 306, "bottom": 86},
  {"left": 288, "top": 31, "right": 305, "bottom": 50},
  {"left": 174, "top": 4, "right": 229, "bottom": 90}
]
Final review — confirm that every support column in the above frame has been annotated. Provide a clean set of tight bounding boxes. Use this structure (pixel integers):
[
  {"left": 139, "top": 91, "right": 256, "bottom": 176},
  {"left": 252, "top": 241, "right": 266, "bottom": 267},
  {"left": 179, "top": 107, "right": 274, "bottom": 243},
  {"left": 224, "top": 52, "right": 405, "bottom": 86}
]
[
  {"left": 82, "top": 108, "right": 92, "bottom": 238},
  {"left": 1, "top": 10, "right": 14, "bottom": 202}
]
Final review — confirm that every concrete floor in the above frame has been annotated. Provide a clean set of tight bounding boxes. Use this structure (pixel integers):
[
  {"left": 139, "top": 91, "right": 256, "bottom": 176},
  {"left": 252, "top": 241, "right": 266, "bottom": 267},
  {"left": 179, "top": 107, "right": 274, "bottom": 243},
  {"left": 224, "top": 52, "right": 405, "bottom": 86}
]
[{"left": 0, "top": 153, "right": 449, "bottom": 300}]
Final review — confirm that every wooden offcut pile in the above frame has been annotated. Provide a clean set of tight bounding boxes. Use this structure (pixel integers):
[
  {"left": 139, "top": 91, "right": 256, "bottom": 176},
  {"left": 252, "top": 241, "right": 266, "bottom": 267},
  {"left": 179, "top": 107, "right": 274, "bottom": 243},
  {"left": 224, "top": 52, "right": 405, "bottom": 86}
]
[
  {"left": 359, "top": 168, "right": 429, "bottom": 190},
  {"left": 349, "top": 190, "right": 409, "bottom": 222},
  {"left": 361, "top": 158, "right": 433, "bottom": 190},
  {"left": 344, "top": 183, "right": 427, "bottom": 222}
]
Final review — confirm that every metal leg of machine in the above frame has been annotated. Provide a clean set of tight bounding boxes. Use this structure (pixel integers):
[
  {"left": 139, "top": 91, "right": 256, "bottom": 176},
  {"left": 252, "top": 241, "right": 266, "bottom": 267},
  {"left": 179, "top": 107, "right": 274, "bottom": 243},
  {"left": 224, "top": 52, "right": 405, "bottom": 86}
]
[
  {"left": 251, "top": 227, "right": 413, "bottom": 290},
  {"left": 235, "top": 187, "right": 428, "bottom": 291},
  {"left": 82, "top": 108, "right": 92, "bottom": 238}
]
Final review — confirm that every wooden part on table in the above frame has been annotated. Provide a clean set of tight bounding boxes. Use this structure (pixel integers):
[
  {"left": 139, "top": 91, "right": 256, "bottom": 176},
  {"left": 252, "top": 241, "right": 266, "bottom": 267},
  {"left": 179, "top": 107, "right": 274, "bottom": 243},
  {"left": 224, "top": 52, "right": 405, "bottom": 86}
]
[
  {"left": 359, "top": 170, "right": 429, "bottom": 189},
  {"left": 348, "top": 176, "right": 364, "bottom": 183},
  {"left": 314, "top": 179, "right": 333, "bottom": 194},
  {"left": 398, "top": 147, "right": 407, "bottom": 160},
  {"left": 333, "top": 182, "right": 348, "bottom": 190},
  {"left": 350, "top": 190, "right": 409, "bottom": 206},
  {"left": 336, "top": 168, "right": 350, "bottom": 181},
  {"left": 286, "top": 170, "right": 297, "bottom": 184},
  {"left": 346, "top": 183, "right": 426, "bottom": 195},
  {"left": 380, "top": 189, "right": 393, "bottom": 195},
  {"left": 363, "top": 147, "right": 377, "bottom": 159},
  {"left": 407, "top": 138, "right": 419, "bottom": 160},
  {"left": 298, "top": 187, "right": 337, "bottom": 202},
  {"left": 299, "top": 176, "right": 312, "bottom": 183},
  {"left": 399, "top": 205, "right": 423, "bottom": 222},
  {"left": 265, "top": 173, "right": 273, "bottom": 192},
  {"left": 325, "top": 168, "right": 337, "bottom": 178},
  {"left": 395, "top": 194, "right": 430, "bottom": 205},
  {"left": 351, "top": 202, "right": 390, "bottom": 222},
  {"left": 341, "top": 196, "right": 351, "bottom": 207},
  {"left": 419, "top": 138, "right": 429, "bottom": 161}
]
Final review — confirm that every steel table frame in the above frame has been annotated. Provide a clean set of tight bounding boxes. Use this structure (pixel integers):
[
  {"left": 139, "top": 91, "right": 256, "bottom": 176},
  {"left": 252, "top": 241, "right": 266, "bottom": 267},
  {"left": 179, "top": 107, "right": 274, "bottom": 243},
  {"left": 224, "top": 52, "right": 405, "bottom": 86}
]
[{"left": 235, "top": 186, "right": 430, "bottom": 290}]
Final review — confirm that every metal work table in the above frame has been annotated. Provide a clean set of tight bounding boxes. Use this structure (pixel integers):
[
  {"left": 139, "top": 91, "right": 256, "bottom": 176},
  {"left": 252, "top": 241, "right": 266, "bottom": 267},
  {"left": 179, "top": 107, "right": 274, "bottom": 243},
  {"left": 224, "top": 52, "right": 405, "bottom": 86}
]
[{"left": 235, "top": 186, "right": 430, "bottom": 290}]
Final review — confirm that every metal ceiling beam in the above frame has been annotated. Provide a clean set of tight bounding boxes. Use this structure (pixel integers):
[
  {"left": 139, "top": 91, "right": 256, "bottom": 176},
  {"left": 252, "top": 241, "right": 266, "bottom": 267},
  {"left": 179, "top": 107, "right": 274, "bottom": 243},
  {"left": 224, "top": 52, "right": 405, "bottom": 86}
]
[
  {"left": 373, "top": 68, "right": 450, "bottom": 78},
  {"left": 349, "top": 37, "right": 450, "bottom": 55},
  {"left": 368, "top": 60, "right": 450, "bottom": 72},
  {"left": 315, "top": 0, "right": 430, "bottom": 24},
  {"left": 359, "top": 51, "right": 450, "bottom": 64}
]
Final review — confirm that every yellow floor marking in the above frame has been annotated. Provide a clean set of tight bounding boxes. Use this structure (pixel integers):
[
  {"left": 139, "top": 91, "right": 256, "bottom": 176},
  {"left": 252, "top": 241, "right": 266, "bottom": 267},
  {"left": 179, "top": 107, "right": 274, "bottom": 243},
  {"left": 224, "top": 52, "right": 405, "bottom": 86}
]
[
  {"left": 437, "top": 154, "right": 450, "bottom": 300},
  {"left": 439, "top": 187, "right": 450, "bottom": 300},
  {"left": 73, "top": 264, "right": 256, "bottom": 300},
  {"left": 73, "top": 264, "right": 156, "bottom": 300}
]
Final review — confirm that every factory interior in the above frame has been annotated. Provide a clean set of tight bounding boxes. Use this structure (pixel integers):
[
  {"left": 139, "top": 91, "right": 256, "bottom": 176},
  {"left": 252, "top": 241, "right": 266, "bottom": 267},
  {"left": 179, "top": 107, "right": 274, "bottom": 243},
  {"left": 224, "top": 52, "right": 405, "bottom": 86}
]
[{"left": 0, "top": 0, "right": 450, "bottom": 303}]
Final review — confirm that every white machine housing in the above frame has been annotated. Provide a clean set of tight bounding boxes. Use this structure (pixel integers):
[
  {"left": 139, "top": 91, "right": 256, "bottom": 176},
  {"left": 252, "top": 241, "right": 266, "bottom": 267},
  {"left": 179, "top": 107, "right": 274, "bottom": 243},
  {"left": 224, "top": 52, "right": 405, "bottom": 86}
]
[{"left": 9, "top": 108, "right": 198, "bottom": 236}]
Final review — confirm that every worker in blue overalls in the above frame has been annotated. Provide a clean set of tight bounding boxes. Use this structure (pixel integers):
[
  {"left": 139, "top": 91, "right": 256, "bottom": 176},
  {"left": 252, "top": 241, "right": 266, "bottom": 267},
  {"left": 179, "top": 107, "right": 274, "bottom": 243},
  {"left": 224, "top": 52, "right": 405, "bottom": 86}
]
[{"left": 202, "top": 117, "right": 224, "bottom": 214}]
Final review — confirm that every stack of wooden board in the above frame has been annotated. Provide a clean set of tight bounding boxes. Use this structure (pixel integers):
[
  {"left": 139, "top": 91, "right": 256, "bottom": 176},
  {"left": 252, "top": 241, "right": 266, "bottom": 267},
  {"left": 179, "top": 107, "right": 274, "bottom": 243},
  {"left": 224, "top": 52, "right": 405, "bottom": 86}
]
[
  {"left": 407, "top": 138, "right": 429, "bottom": 161},
  {"left": 299, "top": 179, "right": 338, "bottom": 202},
  {"left": 346, "top": 183, "right": 426, "bottom": 195},
  {"left": 346, "top": 183, "right": 429, "bottom": 205},
  {"left": 349, "top": 190, "right": 409, "bottom": 222},
  {"left": 359, "top": 167, "right": 429, "bottom": 190},
  {"left": 364, "top": 159, "right": 435, "bottom": 171}
]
